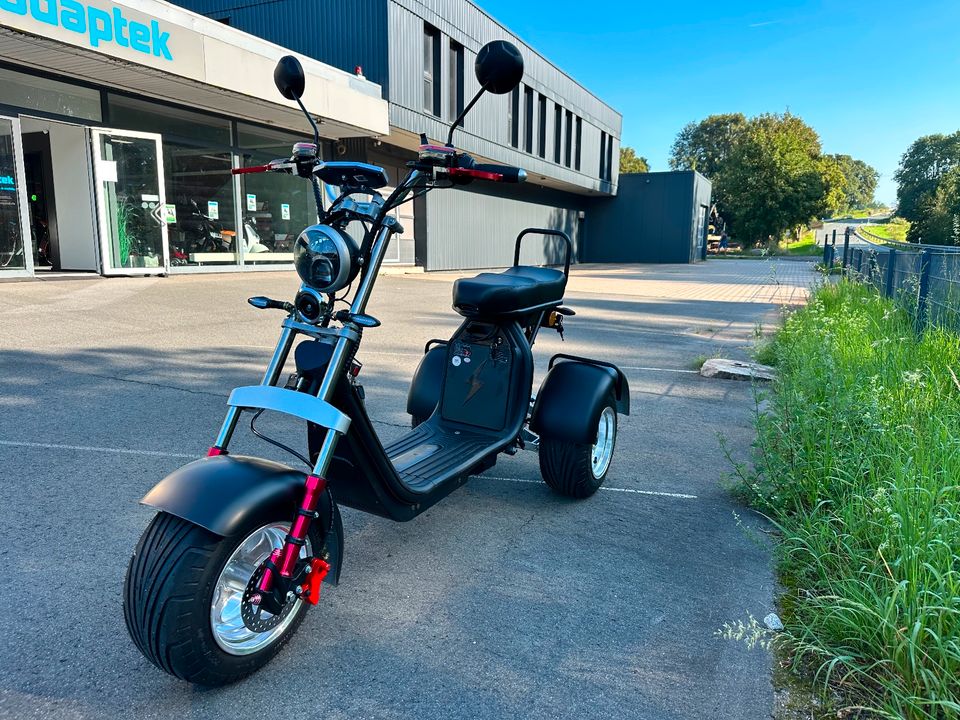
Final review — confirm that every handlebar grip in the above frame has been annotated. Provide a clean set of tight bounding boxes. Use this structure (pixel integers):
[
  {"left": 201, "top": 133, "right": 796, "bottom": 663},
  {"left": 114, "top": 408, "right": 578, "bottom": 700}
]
[
  {"left": 232, "top": 165, "right": 270, "bottom": 175},
  {"left": 472, "top": 164, "right": 526, "bottom": 183}
]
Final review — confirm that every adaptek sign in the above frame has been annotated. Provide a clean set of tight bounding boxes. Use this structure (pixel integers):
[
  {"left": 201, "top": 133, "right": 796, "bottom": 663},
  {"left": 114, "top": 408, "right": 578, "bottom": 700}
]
[{"left": 0, "top": 0, "right": 203, "bottom": 75}]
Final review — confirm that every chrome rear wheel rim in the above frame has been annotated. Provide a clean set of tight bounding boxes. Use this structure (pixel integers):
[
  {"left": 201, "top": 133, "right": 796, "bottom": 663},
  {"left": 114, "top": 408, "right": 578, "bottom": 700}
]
[
  {"left": 210, "top": 522, "right": 310, "bottom": 656},
  {"left": 591, "top": 407, "right": 616, "bottom": 479}
]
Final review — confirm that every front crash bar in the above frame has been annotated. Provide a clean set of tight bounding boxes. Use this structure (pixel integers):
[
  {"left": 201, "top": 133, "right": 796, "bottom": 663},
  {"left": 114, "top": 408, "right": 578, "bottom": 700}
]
[{"left": 227, "top": 385, "right": 351, "bottom": 435}]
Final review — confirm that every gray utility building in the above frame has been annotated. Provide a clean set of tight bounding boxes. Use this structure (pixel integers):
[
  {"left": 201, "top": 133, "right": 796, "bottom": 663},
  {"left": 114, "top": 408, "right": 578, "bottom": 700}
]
[
  {"left": 170, "top": 0, "right": 623, "bottom": 270},
  {"left": 586, "top": 172, "right": 713, "bottom": 264}
]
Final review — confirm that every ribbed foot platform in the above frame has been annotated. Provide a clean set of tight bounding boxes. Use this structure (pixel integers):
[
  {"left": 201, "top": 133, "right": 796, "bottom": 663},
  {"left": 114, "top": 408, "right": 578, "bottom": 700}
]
[{"left": 385, "top": 422, "right": 500, "bottom": 492}]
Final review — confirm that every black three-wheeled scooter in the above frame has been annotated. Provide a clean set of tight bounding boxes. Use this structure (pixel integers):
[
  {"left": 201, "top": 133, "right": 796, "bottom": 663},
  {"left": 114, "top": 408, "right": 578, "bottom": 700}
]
[{"left": 124, "top": 41, "right": 629, "bottom": 685}]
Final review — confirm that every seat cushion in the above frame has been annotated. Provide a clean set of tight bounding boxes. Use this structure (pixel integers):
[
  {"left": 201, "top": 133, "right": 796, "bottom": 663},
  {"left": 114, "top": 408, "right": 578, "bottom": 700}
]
[{"left": 453, "top": 266, "right": 566, "bottom": 316}]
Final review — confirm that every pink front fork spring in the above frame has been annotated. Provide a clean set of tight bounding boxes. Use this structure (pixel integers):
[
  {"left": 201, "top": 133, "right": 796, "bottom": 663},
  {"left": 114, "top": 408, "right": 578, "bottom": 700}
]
[{"left": 259, "top": 474, "right": 327, "bottom": 593}]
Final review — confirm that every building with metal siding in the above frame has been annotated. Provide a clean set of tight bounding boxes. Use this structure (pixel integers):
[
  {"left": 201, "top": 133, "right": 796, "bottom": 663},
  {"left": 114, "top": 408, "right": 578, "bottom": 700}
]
[
  {"left": 169, "top": 0, "right": 623, "bottom": 270},
  {"left": 585, "top": 172, "right": 713, "bottom": 264}
]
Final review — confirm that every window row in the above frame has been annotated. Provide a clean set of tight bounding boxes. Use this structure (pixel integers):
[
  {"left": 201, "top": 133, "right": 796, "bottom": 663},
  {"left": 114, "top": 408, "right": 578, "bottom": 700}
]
[
  {"left": 423, "top": 24, "right": 464, "bottom": 124},
  {"left": 507, "top": 85, "right": 583, "bottom": 172},
  {"left": 599, "top": 131, "right": 614, "bottom": 182}
]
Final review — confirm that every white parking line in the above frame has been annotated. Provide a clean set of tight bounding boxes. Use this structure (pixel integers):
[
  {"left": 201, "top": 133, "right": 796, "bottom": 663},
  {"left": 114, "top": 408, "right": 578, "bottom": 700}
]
[
  {"left": 618, "top": 366, "right": 699, "bottom": 374},
  {"left": 0, "top": 441, "right": 699, "bottom": 498},
  {"left": 0, "top": 440, "right": 196, "bottom": 458},
  {"left": 480, "top": 475, "right": 697, "bottom": 499}
]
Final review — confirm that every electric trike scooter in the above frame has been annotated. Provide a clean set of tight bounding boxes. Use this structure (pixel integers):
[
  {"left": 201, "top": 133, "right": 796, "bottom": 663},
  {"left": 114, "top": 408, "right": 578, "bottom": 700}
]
[{"left": 123, "top": 41, "right": 630, "bottom": 685}]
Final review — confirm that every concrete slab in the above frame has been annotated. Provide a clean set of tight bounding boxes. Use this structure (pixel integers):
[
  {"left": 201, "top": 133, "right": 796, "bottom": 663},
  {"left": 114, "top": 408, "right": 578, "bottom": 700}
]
[{"left": 0, "top": 257, "right": 815, "bottom": 720}]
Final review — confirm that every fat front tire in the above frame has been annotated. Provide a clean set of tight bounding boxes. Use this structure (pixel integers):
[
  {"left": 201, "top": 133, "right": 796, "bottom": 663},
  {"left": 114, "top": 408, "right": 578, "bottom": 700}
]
[
  {"left": 124, "top": 512, "right": 321, "bottom": 685},
  {"left": 539, "top": 403, "right": 618, "bottom": 499}
]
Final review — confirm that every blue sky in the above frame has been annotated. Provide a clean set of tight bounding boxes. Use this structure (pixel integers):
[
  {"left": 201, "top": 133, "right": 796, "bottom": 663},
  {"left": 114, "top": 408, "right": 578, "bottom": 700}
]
[{"left": 478, "top": 0, "right": 960, "bottom": 205}]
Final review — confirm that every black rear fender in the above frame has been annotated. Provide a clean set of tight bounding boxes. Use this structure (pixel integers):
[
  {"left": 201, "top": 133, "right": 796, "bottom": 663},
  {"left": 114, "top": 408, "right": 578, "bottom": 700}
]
[
  {"left": 530, "top": 355, "right": 630, "bottom": 445},
  {"left": 140, "top": 455, "right": 343, "bottom": 584}
]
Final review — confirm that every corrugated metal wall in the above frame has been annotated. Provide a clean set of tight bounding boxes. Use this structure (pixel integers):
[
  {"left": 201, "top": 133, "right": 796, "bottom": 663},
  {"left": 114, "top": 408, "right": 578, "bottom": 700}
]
[
  {"left": 584, "top": 172, "right": 713, "bottom": 264},
  {"left": 387, "top": 0, "right": 620, "bottom": 196},
  {"left": 422, "top": 182, "right": 585, "bottom": 271}
]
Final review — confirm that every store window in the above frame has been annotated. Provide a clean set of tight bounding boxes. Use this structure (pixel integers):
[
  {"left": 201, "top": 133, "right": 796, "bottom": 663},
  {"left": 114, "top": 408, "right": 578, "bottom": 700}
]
[
  {"left": 448, "top": 40, "right": 464, "bottom": 123},
  {"left": 423, "top": 24, "right": 441, "bottom": 116},
  {"left": 537, "top": 94, "right": 547, "bottom": 158},
  {"left": 523, "top": 86, "right": 533, "bottom": 154},
  {"left": 600, "top": 132, "right": 607, "bottom": 179},
  {"left": 554, "top": 103, "right": 562, "bottom": 163},
  {"left": 0, "top": 68, "right": 101, "bottom": 121},
  {"left": 236, "top": 123, "right": 316, "bottom": 265},
  {"left": 508, "top": 87, "right": 519, "bottom": 148},
  {"left": 107, "top": 95, "right": 237, "bottom": 266},
  {"left": 0, "top": 118, "right": 25, "bottom": 270},
  {"left": 575, "top": 116, "right": 583, "bottom": 171}
]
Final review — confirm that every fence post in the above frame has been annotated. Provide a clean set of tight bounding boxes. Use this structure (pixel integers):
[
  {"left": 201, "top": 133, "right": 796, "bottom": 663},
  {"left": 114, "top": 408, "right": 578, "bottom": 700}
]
[
  {"left": 842, "top": 227, "right": 851, "bottom": 267},
  {"left": 822, "top": 236, "right": 831, "bottom": 266},
  {"left": 884, "top": 248, "right": 896, "bottom": 297},
  {"left": 916, "top": 249, "right": 932, "bottom": 332},
  {"left": 832, "top": 229, "right": 837, "bottom": 248}
]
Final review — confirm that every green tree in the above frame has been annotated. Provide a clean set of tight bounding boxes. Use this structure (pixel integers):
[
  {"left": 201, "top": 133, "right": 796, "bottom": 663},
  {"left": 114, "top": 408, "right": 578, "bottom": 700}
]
[
  {"left": 722, "top": 113, "right": 840, "bottom": 247},
  {"left": 669, "top": 113, "right": 747, "bottom": 212},
  {"left": 828, "top": 154, "right": 879, "bottom": 210},
  {"left": 894, "top": 132, "right": 960, "bottom": 244},
  {"left": 619, "top": 146, "right": 649, "bottom": 174}
]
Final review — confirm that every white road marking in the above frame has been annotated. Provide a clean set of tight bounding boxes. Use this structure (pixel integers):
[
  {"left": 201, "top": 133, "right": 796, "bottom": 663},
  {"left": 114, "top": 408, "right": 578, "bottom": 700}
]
[
  {"left": 0, "top": 440, "right": 196, "bottom": 458},
  {"left": 618, "top": 366, "right": 699, "bottom": 374},
  {"left": 480, "top": 475, "right": 697, "bottom": 499},
  {"left": 0, "top": 441, "right": 697, "bottom": 499}
]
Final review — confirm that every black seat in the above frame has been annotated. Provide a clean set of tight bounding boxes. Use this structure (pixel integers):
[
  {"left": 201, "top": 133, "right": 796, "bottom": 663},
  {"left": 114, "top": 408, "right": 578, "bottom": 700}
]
[{"left": 453, "top": 266, "right": 566, "bottom": 316}]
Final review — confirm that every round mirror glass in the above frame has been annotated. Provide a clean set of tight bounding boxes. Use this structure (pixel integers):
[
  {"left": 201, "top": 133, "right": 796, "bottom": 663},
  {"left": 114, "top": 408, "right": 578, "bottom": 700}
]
[
  {"left": 274, "top": 55, "right": 306, "bottom": 100},
  {"left": 474, "top": 40, "right": 524, "bottom": 95}
]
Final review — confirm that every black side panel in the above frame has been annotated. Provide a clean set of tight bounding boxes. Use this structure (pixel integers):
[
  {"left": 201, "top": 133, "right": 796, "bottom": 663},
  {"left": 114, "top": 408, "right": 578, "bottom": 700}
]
[
  {"left": 140, "top": 455, "right": 344, "bottom": 584},
  {"left": 530, "top": 362, "right": 619, "bottom": 445},
  {"left": 317, "top": 383, "right": 426, "bottom": 521},
  {"left": 406, "top": 344, "right": 447, "bottom": 420}
]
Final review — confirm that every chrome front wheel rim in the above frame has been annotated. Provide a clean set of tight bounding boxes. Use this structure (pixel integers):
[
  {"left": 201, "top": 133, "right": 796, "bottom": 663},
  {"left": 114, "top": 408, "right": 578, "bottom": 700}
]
[
  {"left": 210, "top": 522, "right": 310, "bottom": 656},
  {"left": 591, "top": 407, "right": 616, "bottom": 479}
]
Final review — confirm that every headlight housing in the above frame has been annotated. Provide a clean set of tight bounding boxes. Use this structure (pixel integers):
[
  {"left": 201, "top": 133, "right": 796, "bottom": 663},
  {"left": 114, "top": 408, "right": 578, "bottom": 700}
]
[{"left": 293, "top": 224, "right": 361, "bottom": 294}]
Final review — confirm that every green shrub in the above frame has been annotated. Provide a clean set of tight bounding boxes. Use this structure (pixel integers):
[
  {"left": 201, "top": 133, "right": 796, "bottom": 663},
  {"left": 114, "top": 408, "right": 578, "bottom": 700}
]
[{"left": 742, "top": 281, "right": 960, "bottom": 718}]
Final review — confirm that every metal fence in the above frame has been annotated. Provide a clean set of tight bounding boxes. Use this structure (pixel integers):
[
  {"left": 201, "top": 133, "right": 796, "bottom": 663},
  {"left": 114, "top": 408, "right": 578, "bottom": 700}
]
[{"left": 839, "top": 228, "right": 960, "bottom": 331}]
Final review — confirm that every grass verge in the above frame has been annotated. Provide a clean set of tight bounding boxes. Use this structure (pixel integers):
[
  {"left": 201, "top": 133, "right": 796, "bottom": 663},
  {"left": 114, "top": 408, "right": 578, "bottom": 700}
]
[
  {"left": 736, "top": 281, "right": 960, "bottom": 719},
  {"left": 861, "top": 218, "right": 911, "bottom": 243}
]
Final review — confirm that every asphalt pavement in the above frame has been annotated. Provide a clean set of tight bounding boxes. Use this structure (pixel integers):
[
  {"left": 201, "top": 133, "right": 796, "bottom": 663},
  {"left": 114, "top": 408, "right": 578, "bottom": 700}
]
[{"left": 0, "top": 258, "right": 814, "bottom": 719}]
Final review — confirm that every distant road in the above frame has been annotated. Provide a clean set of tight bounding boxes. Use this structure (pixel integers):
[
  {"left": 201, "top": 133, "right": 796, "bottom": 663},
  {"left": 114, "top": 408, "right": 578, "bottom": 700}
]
[{"left": 816, "top": 217, "right": 887, "bottom": 248}]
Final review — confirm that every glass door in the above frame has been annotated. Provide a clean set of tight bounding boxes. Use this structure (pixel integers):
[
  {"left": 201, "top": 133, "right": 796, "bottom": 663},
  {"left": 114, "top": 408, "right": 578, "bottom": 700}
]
[
  {"left": 0, "top": 115, "right": 31, "bottom": 275},
  {"left": 91, "top": 129, "right": 169, "bottom": 274}
]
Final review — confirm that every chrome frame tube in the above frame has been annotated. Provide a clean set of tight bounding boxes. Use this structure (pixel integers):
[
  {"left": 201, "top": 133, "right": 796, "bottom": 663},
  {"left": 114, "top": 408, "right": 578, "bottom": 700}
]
[{"left": 213, "top": 326, "right": 296, "bottom": 449}]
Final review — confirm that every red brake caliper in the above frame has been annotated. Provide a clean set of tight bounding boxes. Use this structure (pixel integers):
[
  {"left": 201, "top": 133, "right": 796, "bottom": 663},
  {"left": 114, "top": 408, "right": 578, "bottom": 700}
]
[{"left": 300, "top": 558, "right": 330, "bottom": 605}]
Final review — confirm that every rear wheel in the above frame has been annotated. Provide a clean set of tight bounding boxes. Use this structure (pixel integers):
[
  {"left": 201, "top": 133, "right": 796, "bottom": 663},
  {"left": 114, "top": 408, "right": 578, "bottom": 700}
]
[
  {"left": 124, "top": 512, "right": 323, "bottom": 685},
  {"left": 539, "top": 402, "right": 617, "bottom": 498}
]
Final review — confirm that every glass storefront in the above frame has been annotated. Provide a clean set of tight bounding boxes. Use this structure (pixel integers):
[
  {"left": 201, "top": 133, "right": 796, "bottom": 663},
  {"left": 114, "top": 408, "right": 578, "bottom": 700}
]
[
  {"left": 0, "top": 67, "right": 102, "bottom": 122},
  {"left": 0, "top": 118, "right": 25, "bottom": 270},
  {"left": 0, "top": 67, "right": 330, "bottom": 276},
  {"left": 93, "top": 131, "right": 167, "bottom": 272},
  {"left": 107, "top": 95, "right": 238, "bottom": 267},
  {"left": 237, "top": 123, "right": 317, "bottom": 265}
]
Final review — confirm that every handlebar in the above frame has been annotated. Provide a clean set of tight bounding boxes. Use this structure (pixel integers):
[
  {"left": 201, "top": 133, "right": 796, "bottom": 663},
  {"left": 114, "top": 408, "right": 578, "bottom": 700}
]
[
  {"left": 447, "top": 163, "right": 526, "bottom": 184},
  {"left": 472, "top": 163, "right": 526, "bottom": 183},
  {"left": 232, "top": 165, "right": 272, "bottom": 175}
]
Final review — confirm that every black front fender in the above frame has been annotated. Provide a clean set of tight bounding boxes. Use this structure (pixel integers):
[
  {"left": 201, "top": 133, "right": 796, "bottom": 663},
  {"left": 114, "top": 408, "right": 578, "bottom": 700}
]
[{"left": 141, "top": 455, "right": 343, "bottom": 584}]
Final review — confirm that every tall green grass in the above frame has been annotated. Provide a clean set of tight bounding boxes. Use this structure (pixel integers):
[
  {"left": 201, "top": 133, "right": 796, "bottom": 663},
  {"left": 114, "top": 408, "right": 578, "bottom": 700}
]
[{"left": 745, "top": 281, "right": 960, "bottom": 718}]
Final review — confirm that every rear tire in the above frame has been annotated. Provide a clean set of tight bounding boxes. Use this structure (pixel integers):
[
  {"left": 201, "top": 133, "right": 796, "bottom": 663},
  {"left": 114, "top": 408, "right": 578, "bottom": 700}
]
[
  {"left": 123, "top": 512, "right": 322, "bottom": 685},
  {"left": 539, "top": 401, "right": 617, "bottom": 498}
]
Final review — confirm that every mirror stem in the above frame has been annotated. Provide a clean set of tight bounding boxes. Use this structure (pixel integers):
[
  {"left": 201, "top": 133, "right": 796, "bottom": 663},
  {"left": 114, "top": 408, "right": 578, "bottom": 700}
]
[
  {"left": 445, "top": 88, "right": 485, "bottom": 147},
  {"left": 295, "top": 95, "right": 321, "bottom": 147}
]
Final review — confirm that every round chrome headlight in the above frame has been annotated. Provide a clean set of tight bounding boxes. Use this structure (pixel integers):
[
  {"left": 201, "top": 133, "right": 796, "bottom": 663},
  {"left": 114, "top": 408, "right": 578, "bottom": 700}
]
[{"left": 293, "top": 224, "right": 360, "bottom": 294}]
